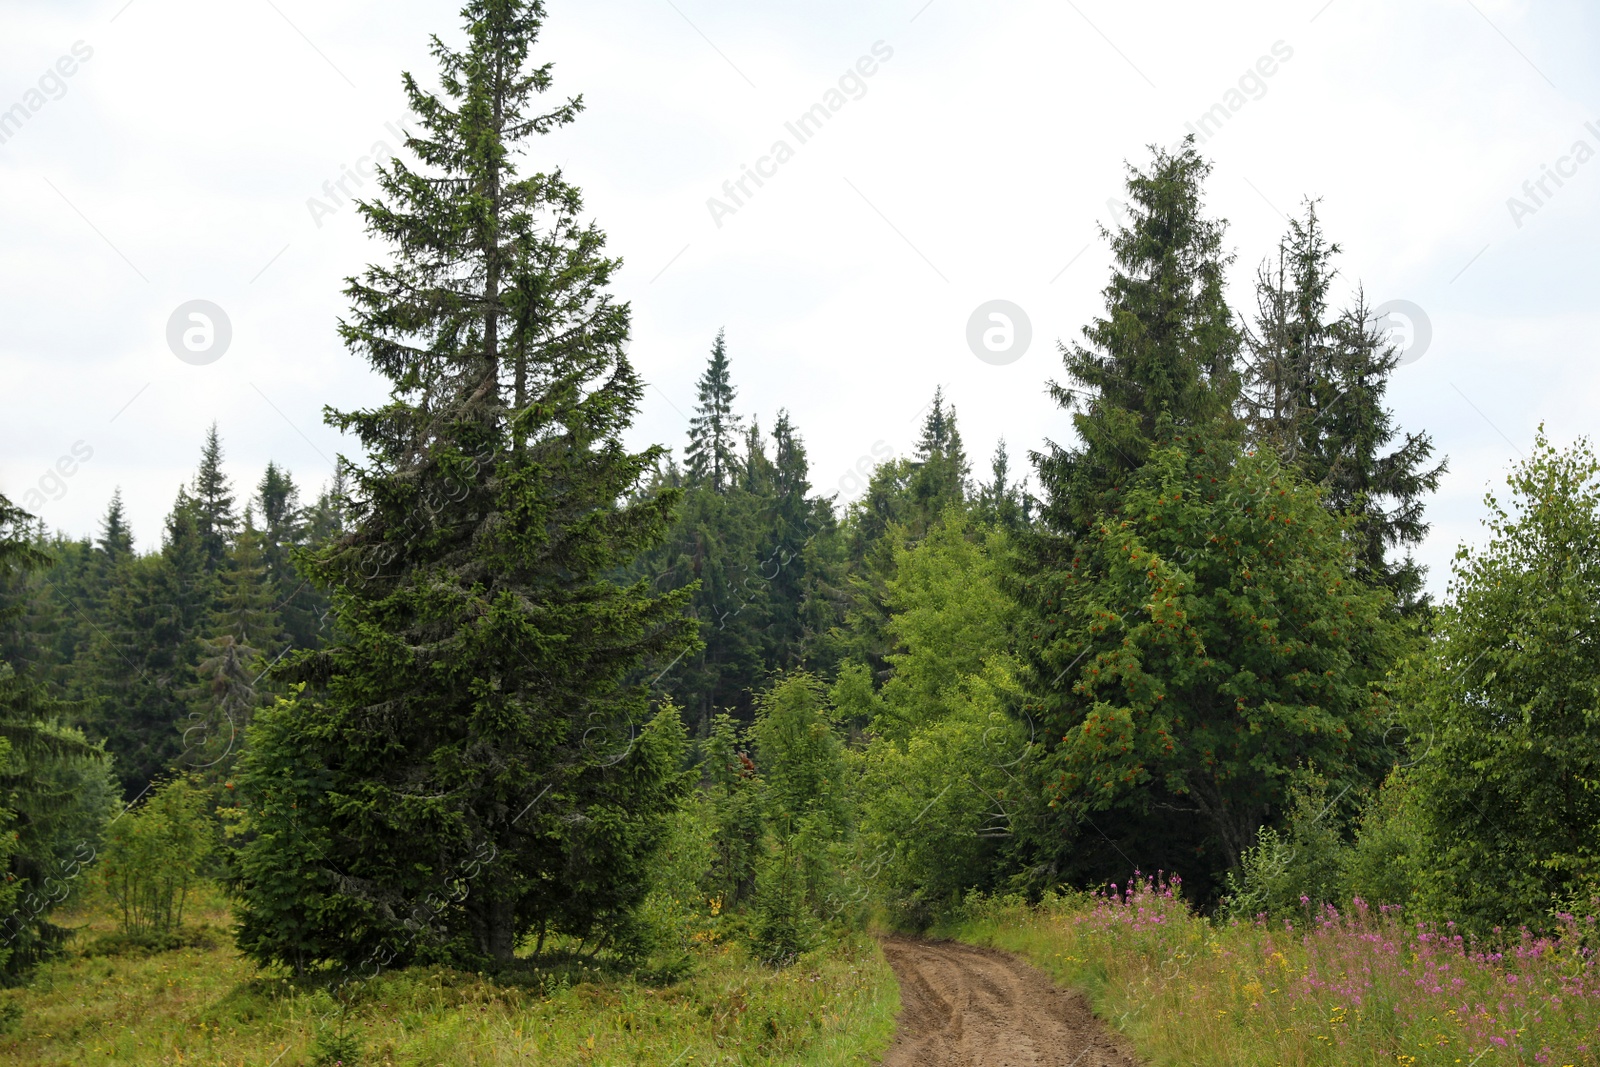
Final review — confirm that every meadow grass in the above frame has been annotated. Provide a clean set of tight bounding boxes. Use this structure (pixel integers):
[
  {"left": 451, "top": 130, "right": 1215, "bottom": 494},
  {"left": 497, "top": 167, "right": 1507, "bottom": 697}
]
[
  {"left": 947, "top": 877, "right": 1600, "bottom": 1067},
  {"left": 0, "top": 885, "right": 898, "bottom": 1066}
]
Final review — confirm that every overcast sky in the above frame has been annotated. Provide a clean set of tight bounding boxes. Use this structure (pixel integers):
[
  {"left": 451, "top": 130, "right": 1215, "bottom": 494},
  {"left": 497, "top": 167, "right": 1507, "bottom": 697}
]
[{"left": 2, "top": 0, "right": 1597, "bottom": 597}]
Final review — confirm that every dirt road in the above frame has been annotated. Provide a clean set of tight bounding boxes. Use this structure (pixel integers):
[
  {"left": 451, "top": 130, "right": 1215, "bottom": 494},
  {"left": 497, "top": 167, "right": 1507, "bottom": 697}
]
[{"left": 879, "top": 939, "right": 1141, "bottom": 1067}]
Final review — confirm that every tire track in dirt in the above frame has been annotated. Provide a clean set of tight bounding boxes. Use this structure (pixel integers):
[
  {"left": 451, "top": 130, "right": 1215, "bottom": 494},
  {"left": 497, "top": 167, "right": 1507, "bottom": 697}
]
[{"left": 880, "top": 938, "right": 1142, "bottom": 1067}]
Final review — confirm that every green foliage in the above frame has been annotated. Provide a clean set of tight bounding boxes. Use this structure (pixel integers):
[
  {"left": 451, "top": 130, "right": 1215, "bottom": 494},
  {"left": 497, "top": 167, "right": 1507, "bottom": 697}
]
[
  {"left": 856, "top": 696, "right": 1026, "bottom": 928},
  {"left": 1022, "top": 437, "right": 1397, "bottom": 899},
  {"left": 1399, "top": 431, "right": 1600, "bottom": 932},
  {"left": 847, "top": 509, "right": 1029, "bottom": 925},
  {"left": 1036, "top": 137, "right": 1240, "bottom": 531},
  {"left": 875, "top": 511, "right": 1017, "bottom": 740},
  {"left": 1340, "top": 768, "right": 1425, "bottom": 911},
  {"left": 1220, "top": 770, "right": 1349, "bottom": 921},
  {"left": 685, "top": 330, "right": 743, "bottom": 493},
  {"left": 638, "top": 342, "right": 837, "bottom": 727},
  {"left": 310, "top": 1016, "right": 364, "bottom": 1067},
  {"left": 829, "top": 389, "right": 974, "bottom": 681},
  {"left": 747, "top": 674, "right": 853, "bottom": 959},
  {"left": 1240, "top": 201, "right": 1445, "bottom": 608},
  {"left": 228, "top": 0, "right": 701, "bottom": 972},
  {"left": 101, "top": 775, "right": 213, "bottom": 937},
  {"left": 699, "top": 712, "right": 762, "bottom": 906},
  {"left": 0, "top": 737, "right": 23, "bottom": 979},
  {"left": 750, "top": 837, "right": 816, "bottom": 965}
]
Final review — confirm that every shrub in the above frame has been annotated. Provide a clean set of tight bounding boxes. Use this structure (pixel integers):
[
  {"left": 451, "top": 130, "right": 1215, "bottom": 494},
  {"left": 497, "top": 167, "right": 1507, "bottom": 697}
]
[
  {"left": 1399, "top": 432, "right": 1600, "bottom": 932},
  {"left": 101, "top": 775, "right": 213, "bottom": 936},
  {"left": 1221, "top": 770, "right": 1350, "bottom": 921}
]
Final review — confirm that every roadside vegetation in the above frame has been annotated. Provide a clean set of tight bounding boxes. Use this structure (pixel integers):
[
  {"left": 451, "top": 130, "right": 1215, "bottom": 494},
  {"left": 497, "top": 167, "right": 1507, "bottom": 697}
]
[
  {"left": 0, "top": 883, "right": 897, "bottom": 1066},
  {"left": 951, "top": 879, "right": 1600, "bottom": 1067}
]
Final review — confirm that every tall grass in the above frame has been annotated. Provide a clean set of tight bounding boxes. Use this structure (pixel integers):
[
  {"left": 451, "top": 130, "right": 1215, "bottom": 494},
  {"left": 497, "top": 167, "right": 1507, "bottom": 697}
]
[
  {"left": 0, "top": 884, "right": 899, "bottom": 1066},
  {"left": 949, "top": 876, "right": 1600, "bottom": 1067}
]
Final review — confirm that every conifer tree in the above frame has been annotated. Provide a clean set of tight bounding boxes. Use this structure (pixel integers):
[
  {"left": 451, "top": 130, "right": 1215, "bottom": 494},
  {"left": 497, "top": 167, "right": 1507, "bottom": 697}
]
[
  {"left": 189, "top": 424, "right": 237, "bottom": 572},
  {"left": 909, "top": 386, "right": 969, "bottom": 517},
  {"left": 0, "top": 494, "right": 113, "bottom": 972},
  {"left": 1241, "top": 203, "right": 1445, "bottom": 607},
  {"left": 975, "top": 439, "right": 1027, "bottom": 530},
  {"left": 97, "top": 490, "right": 134, "bottom": 560},
  {"left": 742, "top": 417, "right": 774, "bottom": 496},
  {"left": 1239, "top": 200, "right": 1337, "bottom": 463},
  {"left": 186, "top": 512, "right": 281, "bottom": 773},
  {"left": 767, "top": 411, "right": 831, "bottom": 668},
  {"left": 685, "top": 330, "right": 743, "bottom": 492},
  {"left": 83, "top": 492, "right": 217, "bottom": 796},
  {"left": 1035, "top": 138, "right": 1240, "bottom": 531},
  {"left": 233, "top": 0, "right": 697, "bottom": 970},
  {"left": 1320, "top": 293, "right": 1444, "bottom": 605},
  {"left": 254, "top": 464, "right": 324, "bottom": 649}
]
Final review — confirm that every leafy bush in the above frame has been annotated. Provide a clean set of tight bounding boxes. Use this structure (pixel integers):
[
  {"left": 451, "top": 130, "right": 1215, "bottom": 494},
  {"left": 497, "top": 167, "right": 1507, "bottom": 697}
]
[
  {"left": 1398, "top": 432, "right": 1600, "bottom": 932},
  {"left": 101, "top": 775, "right": 213, "bottom": 936},
  {"left": 1221, "top": 770, "right": 1350, "bottom": 921}
]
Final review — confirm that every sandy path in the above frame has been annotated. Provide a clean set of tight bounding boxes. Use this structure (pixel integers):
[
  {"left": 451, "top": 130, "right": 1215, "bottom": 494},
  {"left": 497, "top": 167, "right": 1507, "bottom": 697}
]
[{"left": 879, "top": 938, "right": 1141, "bottom": 1067}]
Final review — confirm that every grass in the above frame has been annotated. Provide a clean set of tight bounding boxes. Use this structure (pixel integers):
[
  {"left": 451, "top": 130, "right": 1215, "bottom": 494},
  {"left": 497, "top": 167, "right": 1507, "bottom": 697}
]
[
  {"left": 946, "top": 876, "right": 1600, "bottom": 1067},
  {"left": 0, "top": 884, "right": 899, "bottom": 1066}
]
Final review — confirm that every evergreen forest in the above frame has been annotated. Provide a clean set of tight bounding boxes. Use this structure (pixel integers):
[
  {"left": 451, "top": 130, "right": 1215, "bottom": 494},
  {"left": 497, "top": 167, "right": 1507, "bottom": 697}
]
[{"left": 0, "top": 3, "right": 1596, "bottom": 1063}]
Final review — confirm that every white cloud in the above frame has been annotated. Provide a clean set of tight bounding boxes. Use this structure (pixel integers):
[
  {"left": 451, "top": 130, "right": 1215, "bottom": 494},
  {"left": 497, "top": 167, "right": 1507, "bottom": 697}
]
[{"left": 2, "top": 0, "right": 1596, "bottom": 597}]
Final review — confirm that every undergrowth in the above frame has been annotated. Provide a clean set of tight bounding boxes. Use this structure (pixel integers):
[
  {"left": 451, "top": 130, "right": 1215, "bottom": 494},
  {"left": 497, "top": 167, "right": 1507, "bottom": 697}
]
[
  {"left": 947, "top": 876, "right": 1600, "bottom": 1067},
  {"left": 0, "top": 883, "right": 898, "bottom": 1066}
]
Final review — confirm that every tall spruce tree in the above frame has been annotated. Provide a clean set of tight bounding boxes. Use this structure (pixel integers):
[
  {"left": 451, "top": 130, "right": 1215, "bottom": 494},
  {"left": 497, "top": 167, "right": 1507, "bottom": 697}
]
[
  {"left": 975, "top": 439, "right": 1028, "bottom": 531},
  {"left": 1241, "top": 202, "right": 1445, "bottom": 607},
  {"left": 97, "top": 490, "right": 134, "bottom": 560},
  {"left": 255, "top": 463, "right": 325, "bottom": 649},
  {"left": 85, "top": 494, "right": 216, "bottom": 796},
  {"left": 685, "top": 330, "right": 742, "bottom": 492},
  {"left": 1035, "top": 138, "right": 1240, "bottom": 531},
  {"left": 232, "top": 0, "right": 697, "bottom": 970},
  {"left": 186, "top": 512, "right": 281, "bottom": 775},
  {"left": 190, "top": 424, "right": 237, "bottom": 572},
  {"left": 1239, "top": 200, "right": 1338, "bottom": 464},
  {"left": 909, "top": 386, "right": 969, "bottom": 518}
]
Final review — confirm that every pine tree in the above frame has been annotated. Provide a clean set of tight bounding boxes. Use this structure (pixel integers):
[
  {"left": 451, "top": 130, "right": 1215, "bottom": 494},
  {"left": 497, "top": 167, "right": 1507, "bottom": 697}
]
[
  {"left": 909, "top": 386, "right": 969, "bottom": 517},
  {"left": 1034, "top": 137, "right": 1240, "bottom": 531},
  {"left": 189, "top": 424, "right": 237, "bottom": 571},
  {"left": 975, "top": 439, "right": 1027, "bottom": 530},
  {"left": 254, "top": 464, "right": 324, "bottom": 649},
  {"left": 1241, "top": 203, "right": 1445, "bottom": 607},
  {"left": 186, "top": 512, "right": 283, "bottom": 774},
  {"left": 1239, "top": 200, "right": 1338, "bottom": 463},
  {"left": 97, "top": 490, "right": 134, "bottom": 560},
  {"left": 685, "top": 330, "right": 743, "bottom": 492},
  {"left": 233, "top": 0, "right": 697, "bottom": 970}
]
